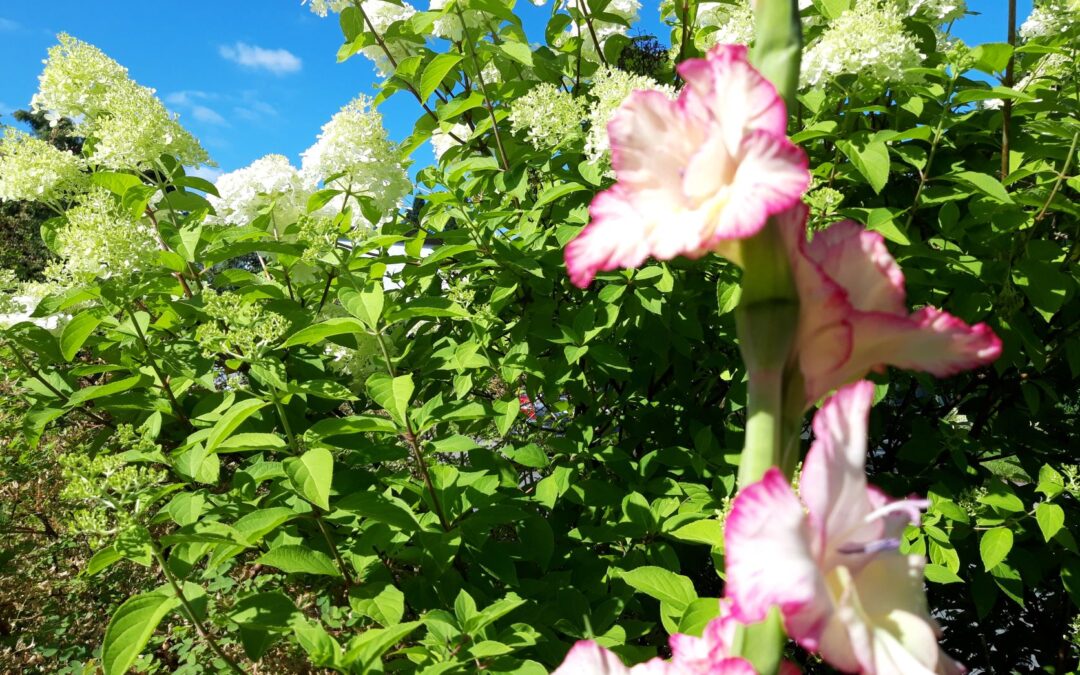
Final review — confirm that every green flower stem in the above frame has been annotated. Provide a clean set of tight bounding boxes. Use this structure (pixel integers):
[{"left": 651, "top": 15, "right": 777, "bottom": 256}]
[
  {"left": 750, "top": 0, "right": 803, "bottom": 110},
  {"left": 733, "top": 607, "right": 787, "bottom": 675},
  {"left": 151, "top": 543, "right": 248, "bottom": 675},
  {"left": 734, "top": 221, "right": 800, "bottom": 489}
]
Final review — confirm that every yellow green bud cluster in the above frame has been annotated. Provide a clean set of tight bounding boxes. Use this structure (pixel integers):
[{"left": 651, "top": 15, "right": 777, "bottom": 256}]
[
  {"left": 195, "top": 291, "right": 289, "bottom": 359},
  {"left": 0, "top": 128, "right": 86, "bottom": 203}
]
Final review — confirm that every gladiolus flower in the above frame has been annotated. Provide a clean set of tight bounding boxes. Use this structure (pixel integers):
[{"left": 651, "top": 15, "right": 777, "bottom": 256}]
[
  {"left": 725, "top": 381, "right": 965, "bottom": 675},
  {"left": 564, "top": 44, "right": 809, "bottom": 288},
  {"left": 552, "top": 601, "right": 761, "bottom": 674},
  {"left": 780, "top": 205, "right": 1001, "bottom": 406}
]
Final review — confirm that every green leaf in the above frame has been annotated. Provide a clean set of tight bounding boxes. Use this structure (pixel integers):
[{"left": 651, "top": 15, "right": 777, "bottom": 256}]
[
  {"left": 339, "top": 286, "right": 384, "bottom": 331},
  {"left": 306, "top": 415, "right": 398, "bottom": 439},
  {"left": 677, "top": 598, "right": 722, "bottom": 635},
  {"left": 66, "top": 375, "right": 143, "bottom": 408},
  {"left": 499, "top": 41, "right": 533, "bottom": 66},
  {"left": 1036, "top": 464, "right": 1065, "bottom": 499},
  {"left": 60, "top": 309, "right": 105, "bottom": 361},
  {"left": 284, "top": 448, "right": 335, "bottom": 511},
  {"left": 924, "top": 563, "right": 964, "bottom": 584},
  {"left": 504, "top": 442, "right": 548, "bottom": 468},
  {"left": 344, "top": 621, "right": 421, "bottom": 669},
  {"left": 365, "top": 372, "right": 414, "bottom": 426},
  {"left": 619, "top": 566, "right": 697, "bottom": 612},
  {"left": 165, "top": 492, "right": 206, "bottom": 527},
  {"left": 85, "top": 546, "right": 123, "bottom": 577},
  {"left": 230, "top": 592, "right": 298, "bottom": 630},
  {"left": 283, "top": 317, "right": 368, "bottom": 347},
  {"left": 257, "top": 545, "right": 341, "bottom": 576},
  {"left": 838, "top": 139, "right": 890, "bottom": 194},
  {"left": 495, "top": 397, "right": 518, "bottom": 436},
  {"left": 667, "top": 519, "right": 724, "bottom": 548},
  {"left": 350, "top": 582, "right": 405, "bottom": 627},
  {"left": 971, "top": 43, "right": 1013, "bottom": 74},
  {"left": 307, "top": 188, "right": 342, "bottom": 213},
  {"left": 949, "top": 171, "right": 1013, "bottom": 204},
  {"left": 386, "top": 298, "right": 469, "bottom": 322},
  {"left": 420, "top": 54, "right": 462, "bottom": 101},
  {"left": 205, "top": 398, "right": 267, "bottom": 453},
  {"left": 335, "top": 491, "right": 421, "bottom": 532},
  {"left": 91, "top": 172, "right": 144, "bottom": 196},
  {"left": 980, "top": 527, "right": 1014, "bottom": 571},
  {"left": 534, "top": 182, "right": 586, "bottom": 209},
  {"left": 1036, "top": 502, "right": 1065, "bottom": 542},
  {"left": 716, "top": 282, "right": 741, "bottom": 314},
  {"left": 233, "top": 508, "right": 299, "bottom": 545},
  {"left": 101, "top": 589, "right": 180, "bottom": 675}
]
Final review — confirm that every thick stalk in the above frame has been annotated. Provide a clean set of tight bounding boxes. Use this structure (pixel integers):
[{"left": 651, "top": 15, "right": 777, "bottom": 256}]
[
  {"left": 352, "top": 0, "right": 466, "bottom": 145},
  {"left": 373, "top": 330, "right": 452, "bottom": 531},
  {"left": 127, "top": 308, "right": 189, "bottom": 425},
  {"left": 576, "top": 0, "right": 610, "bottom": 67},
  {"left": 456, "top": 7, "right": 510, "bottom": 171},
  {"left": 1001, "top": 0, "right": 1017, "bottom": 181},
  {"left": 152, "top": 544, "right": 247, "bottom": 674},
  {"left": 313, "top": 511, "right": 355, "bottom": 587},
  {"left": 1035, "top": 131, "right": 1078, "bottom": 223},
  {"left": 750, "top": 0, "right": 802, "bottom": 109},
  {"left": 906, "top": 74, "right": 959, "bottom": 229},
  {"left": 733, "top": 221, "right": 800, "bottom": 489},
  {"left": 5, "top": 341, "right": 114, "bottom": 427}
]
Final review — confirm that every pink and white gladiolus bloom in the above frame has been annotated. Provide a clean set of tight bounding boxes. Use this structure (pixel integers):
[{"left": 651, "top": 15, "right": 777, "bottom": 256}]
[
  {"left": 564, "top": 44, "right": 809, "bottom": 288},
  {"left": 552, "top": 601, "right": 785, "bottom": 674},
  {"left": 725, "top": 381, "right": 964, "bottom": 675},
  {"left": 779, "top": 205, "right": 1001, "bottom": 407}
]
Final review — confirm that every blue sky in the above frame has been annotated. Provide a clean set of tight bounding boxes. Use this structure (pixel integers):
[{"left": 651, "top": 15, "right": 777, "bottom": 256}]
[{"left": 0, "top": 1, "right": 1033, "bottom": 179}]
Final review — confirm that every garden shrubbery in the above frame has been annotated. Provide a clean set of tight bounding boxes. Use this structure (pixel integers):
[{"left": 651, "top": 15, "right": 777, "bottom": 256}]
[{"left": 0, "top": 0, "right": 1077, "bottom": 673}]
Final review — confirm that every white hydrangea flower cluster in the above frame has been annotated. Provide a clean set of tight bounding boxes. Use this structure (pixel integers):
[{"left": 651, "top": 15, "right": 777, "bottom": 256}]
[
  {"left": 585, "top": 67, "right": 675, "bottom": 165},
  {"left": 51, "top": 188, "right": 159, "bottom": 282},
  {"left": 898, "top": 0, "right": 966, "bottom": 23},
  {"left": 429, "top": 0, "right": 485, "bottom": 42},
  {"left": 696, "top": 0, "right": 755, "bottom": 49},
  {"left": 210, "top": 154, "right": 312, "bottom": 227},
  {"left": 325, "top": 332, "right": 385, "bottom": 388},
  {"left": 30, "top": 34, "right": 129, "bottom": 122},
  {"left": 89, "top": 80, "right": 209, "bottom": 170},
  {"left": 562, "top": 0, "right": 641, "bottom": 63},
  {"left": 1019, "top": 0, "right": 1080, "bottom": 40},
  {"left": 801, "top": 0, "right": 923, "bottom": 88},
  {"left": 31, "top": 34, "right": 208, "bottom": 170},
  {"left": 431, "top": 123, "right": 472, "bottom": 160},
  {"left": 301, "top": 95, "right": 411, "bottom": 227},
  {"left": 508, "top": 83, "right": 587, "bottom": 151},
  {"left": 0, "top": 128, "right": 86, "bottom": 203},
  {"left": 305, "top": 0, "right": 353, "bottom": 15}
]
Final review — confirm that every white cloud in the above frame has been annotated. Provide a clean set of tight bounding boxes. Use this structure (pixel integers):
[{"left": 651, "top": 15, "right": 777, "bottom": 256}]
[
  {"left": 0, "top": 18, "right": 20, "bottom": 31},
  {"left": 187, "top": 165, "right": 225, "bottom": 183},
  {"left": 219, "top": 42, "right": 301, "bottom": 75},
  {"left": 233, "top": 100, "right": 278, "bottom": 122},
  {"left": 192, "top": 105, "right": 227, "bottom": 126}
]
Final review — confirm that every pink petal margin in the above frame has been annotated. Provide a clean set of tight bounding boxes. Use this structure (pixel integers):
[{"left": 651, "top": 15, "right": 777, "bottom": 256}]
[{"left": 723, "top": 468, "right": 828, "bottom": 631}]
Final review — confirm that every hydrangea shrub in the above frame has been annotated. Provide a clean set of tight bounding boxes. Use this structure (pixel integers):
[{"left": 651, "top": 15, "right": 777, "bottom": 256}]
[{"left": 0, "top": 0, "right": 1078, "bottom": 672}]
